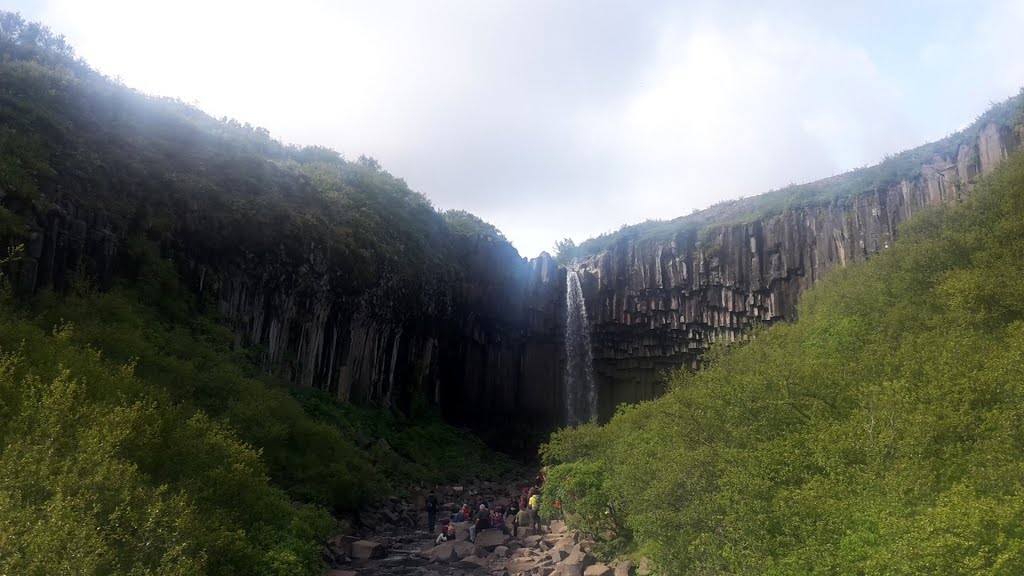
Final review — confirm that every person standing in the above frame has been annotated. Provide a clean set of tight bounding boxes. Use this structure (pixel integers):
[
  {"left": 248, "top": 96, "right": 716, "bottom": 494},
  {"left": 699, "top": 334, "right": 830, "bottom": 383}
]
[
  {"left": 426, "top": 492, "right": 438, "bottom": 532},
  {"left": 528, "top": 489, "right": 541, "bottom": 530}
]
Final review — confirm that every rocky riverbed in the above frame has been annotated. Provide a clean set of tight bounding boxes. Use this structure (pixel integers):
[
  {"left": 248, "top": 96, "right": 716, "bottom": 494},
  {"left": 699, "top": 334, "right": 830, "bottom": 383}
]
[{"left": 321, "top": 479, "right": 647, "bottom": 576}]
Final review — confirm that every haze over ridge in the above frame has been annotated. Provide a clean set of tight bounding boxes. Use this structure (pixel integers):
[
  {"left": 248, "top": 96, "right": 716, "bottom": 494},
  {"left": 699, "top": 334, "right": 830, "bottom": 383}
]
[{"left": 11, "top": 0, "right": 1024, "bottom": 257}]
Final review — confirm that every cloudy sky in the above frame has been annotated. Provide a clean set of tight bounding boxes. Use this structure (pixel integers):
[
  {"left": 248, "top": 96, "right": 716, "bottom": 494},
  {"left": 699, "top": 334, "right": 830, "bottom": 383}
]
[{"left": 10, "top": 0, "right": 1024, "bottom": 257}]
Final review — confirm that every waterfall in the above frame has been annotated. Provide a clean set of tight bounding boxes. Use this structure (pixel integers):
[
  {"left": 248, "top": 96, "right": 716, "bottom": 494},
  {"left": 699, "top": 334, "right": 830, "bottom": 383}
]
[{"left": 564, "top": 269, "right": 597, "bottom": 426}]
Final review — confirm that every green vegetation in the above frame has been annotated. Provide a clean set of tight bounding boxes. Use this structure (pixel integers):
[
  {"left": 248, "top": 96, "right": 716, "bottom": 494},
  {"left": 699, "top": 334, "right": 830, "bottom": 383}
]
[
  {"left": 557, "top": 91, "right": 1024, "bottom": 263},
  {"left": 0, "top": 12, "right": 514, "bottom": 322},
  {"left": 0, "top": 242, "right": 514, "bottom": 575},
  {"left": 444, "top": 209, "right": 509, "bottom": 242},
  {"left": 542, "top": 150, "right": 1024, "bottom": 574},
  {"left": 0, "top": 13, "right": 518, "bottom": 575}
]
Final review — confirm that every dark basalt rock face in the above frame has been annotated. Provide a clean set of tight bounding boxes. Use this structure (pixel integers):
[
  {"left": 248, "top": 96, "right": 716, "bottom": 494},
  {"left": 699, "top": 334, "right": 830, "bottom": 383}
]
[
  {"left": 9, "top": 179, "right": 568, "bottom": 445},
  {"left": 574, "top": 122, "right": 1023, "bottom": 418},
  {"left": 202, "top": 238, "right": 567, "bottom": 447},
  {"left": 7, "top": 121, "right": 1022, "bottom": 441}
]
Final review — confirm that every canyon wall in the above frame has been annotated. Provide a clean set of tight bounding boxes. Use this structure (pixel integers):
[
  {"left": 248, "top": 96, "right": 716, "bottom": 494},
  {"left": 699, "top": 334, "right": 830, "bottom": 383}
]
[
  {"left": 575, "top": 122, "right": 1024, "bottom": 418},
  {"left": 10, "top": 182, "right": 568, "bottom": 448},
  {"left": 7, "top": 119, "right": 1023, "bottom": 439}
]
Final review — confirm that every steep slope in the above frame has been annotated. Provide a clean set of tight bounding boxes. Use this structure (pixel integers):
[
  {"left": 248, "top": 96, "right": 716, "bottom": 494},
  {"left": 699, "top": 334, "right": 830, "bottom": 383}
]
[
  {"left": 0, "top": 13, "right": 567, "bottom": 443},
  {"left": 569, "top": 94, "right": 1024, "bottom": 416},
  {"left": 0, "top": 14, "right": 527, "bottom": 576},
  {"left": 542, "top": 148, "right": 1024, "bottom": 574}
]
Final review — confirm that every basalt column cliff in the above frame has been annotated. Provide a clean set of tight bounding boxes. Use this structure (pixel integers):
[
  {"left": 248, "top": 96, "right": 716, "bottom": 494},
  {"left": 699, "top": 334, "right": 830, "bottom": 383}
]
[
  {"left": 5, "top": 36, "right": 1023, "bottom": 439},
  {"left": 571, "top": 120, "right": 1024, "bottom": 418},
  {"left": 12, "top": 188, "right": 569, "bottom": 443}
]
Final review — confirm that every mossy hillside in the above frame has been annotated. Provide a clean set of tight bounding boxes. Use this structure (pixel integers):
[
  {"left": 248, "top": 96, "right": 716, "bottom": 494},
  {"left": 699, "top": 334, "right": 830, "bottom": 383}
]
[
  {"left": 0, "top": 243, "right": 516, "bottom": 576},
  {"left": 542, "top": 149, "right": 1024, "bottom": 574}
]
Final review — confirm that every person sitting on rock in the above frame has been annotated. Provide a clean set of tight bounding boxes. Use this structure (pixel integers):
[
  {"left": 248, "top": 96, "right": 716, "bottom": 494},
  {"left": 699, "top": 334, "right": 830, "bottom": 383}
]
[
  {"left": 515, "top": 505, "right": 531, "bottom": 537},
  {"left": 461, "top": 503, "right": 472, "bottom": 522},
  {"left": 491, "top": 505, "right": 507, "bottom": 534},
  {"left": 435, "top": 519, "right": 451, "bottom": 545},
  {"left": 507, "top": 496, "right": 520, "bottom": 519},
  {"left": 471, "top": 504, "right": 489, "bottom": 542}
]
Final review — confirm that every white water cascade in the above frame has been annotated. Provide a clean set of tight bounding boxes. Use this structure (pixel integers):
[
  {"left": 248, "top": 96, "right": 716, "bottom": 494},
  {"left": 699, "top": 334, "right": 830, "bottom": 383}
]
[{"left": 564, "top": 269, "right": 597, "bottom": 426}]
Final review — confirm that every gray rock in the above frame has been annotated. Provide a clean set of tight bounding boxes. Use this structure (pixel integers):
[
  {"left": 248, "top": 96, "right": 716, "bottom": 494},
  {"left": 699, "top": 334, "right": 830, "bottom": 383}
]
[
  {"left": 421, "top": 541, "right": 457, "bottom": 563},
  {"left": 474, "top": 529, "right": 508, "bottom": 551},
  {"left": 350, "top": 540, "right": 385, "bottom": 560},
  {"left": 613, "top": 560, "right": 634, "bottom": 576}
]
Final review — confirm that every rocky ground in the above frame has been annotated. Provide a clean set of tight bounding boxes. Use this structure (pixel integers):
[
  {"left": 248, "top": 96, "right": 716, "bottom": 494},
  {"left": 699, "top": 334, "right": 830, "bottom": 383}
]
[{"left": 321, "top": 479, "right": 647, "bottom": 576}]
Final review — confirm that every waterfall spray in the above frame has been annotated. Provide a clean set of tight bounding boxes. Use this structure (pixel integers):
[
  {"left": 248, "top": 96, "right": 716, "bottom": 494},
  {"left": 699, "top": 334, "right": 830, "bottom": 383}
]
[{"left": 564, "top": 269, "right": 597, "bottom": 426}]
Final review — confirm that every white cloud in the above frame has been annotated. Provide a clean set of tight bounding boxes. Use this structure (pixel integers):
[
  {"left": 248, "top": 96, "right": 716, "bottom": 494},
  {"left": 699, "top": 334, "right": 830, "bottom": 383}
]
[
  {"left": 919, "top": 42, "right": 948, "bottom": 68},
  {"left": 609, "top": 18, "right": 910, "bottom": 226},
  {"left": 8, "top": 0, "right": 1022, "bottom": 258}
]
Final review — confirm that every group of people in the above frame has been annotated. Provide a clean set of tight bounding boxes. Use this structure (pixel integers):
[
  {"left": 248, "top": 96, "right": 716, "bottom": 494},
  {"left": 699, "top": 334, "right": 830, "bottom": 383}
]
[{"left": 426, "top": 485, "right": 545, "bottom": 545}]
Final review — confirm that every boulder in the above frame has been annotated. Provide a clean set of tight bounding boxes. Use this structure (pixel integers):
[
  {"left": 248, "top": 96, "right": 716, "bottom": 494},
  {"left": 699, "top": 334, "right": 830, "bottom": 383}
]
[
  {"left": 549, "top": 548, "right": 570, "bottom": 563},
  {"left": 349, "top": 540, "right": 385, "bottom": 560},
  {"left": 584, "top": 564, "right": 612, "bottom": 576},
  {"left": 326, "top": 534, "right": 358, "bottom": 557},
  {"left": 516, "top": 527, "right": 538, "bottom": 538},
  {"left": 458, "top": 555, "right": 488, "bottom": 569},
  {"left": 614, "top": 560, "right": 635, "bottom": 576},
  {"left": 475, "top": 528, "right": 509, "bottom": 551},
  {"left": 452, "top": 540, "right": 486, "bottom": 559},
  {"left": 420, "top": 541, "right": 457, "bottom": 563},
  {"left": 523, "top": 535, "right": 543, "bottom": 545},
  {"left": 556, "top": 549, "right": 596, "bottom": 576},
  {"left": 494, "top": 545, "right": 510, "bottom": 557}
]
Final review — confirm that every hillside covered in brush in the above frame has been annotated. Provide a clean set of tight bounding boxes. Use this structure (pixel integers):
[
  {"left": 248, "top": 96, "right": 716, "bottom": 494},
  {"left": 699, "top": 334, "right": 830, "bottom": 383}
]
[
  {"left": 0, "top": 12, "right": 521, "bottom": 576},
  {"left": 541, "top": 149, "right": 1024, "bottom": 574}
]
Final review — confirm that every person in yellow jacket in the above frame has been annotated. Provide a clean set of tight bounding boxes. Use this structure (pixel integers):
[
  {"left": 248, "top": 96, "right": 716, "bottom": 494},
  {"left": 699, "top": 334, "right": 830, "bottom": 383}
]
[{"left": 528, "top": 488, "right": 541, "bottom": 530}]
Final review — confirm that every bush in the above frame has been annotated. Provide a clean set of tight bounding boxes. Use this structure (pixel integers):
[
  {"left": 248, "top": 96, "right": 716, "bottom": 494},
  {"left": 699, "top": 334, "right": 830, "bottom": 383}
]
[{"left": 542, "top": 151, "right": 1024, "bottom": 574}]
